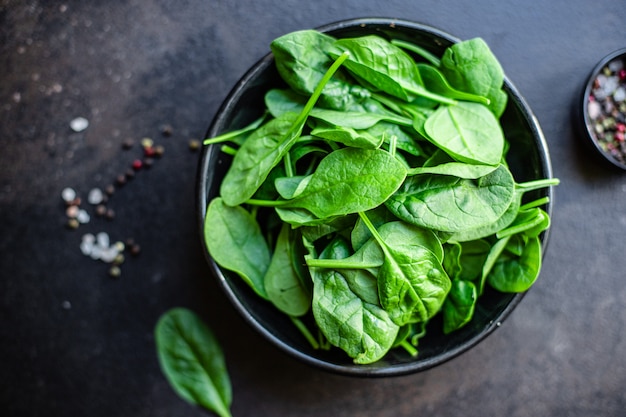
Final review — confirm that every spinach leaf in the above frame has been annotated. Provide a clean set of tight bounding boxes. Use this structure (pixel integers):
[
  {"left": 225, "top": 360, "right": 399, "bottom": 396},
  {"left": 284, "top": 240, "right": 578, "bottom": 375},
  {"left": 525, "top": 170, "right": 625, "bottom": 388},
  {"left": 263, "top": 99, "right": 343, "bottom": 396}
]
[
  {"left": 366, "top": 121, "right": 426, "bottom": 157},
  {"left": 332, "top": 35, "right": 456, "bottom": 104},
  {"left": 220, "top": 112, "right": 298, "bottom": 206},
  {"left": 391, "top": 39, "right": 441, "bottom": 66},
  {"left": 487, "top": 235, "right": 542, "bottom": 292},
  {"left": 408, "top": 161, "right": 498, "bottom": 179},
  {"left": 424, "top": 101, "right": 505, "bottom": 166},
  {"left": 265, "top": 88, "right": 306, "bottom": 118},
  {"left": 155, "top": 308, "right": 232, "bottom": 417},
  {"left": 316, "top": 236, "right": 381, "bottom": 305},
  {"left": 311, "top": 125, "right": 384, "bottom": 149},
  {"left": 442, "top": 242, "right": 463, "bottom": 280},
  {"left": 496, "top": 207, "right": 550, "bottom": 239},
  {"left": 439, "top": 38, "right": 508, "bottom": 117},
  {"left": 386, "top": 164, "right": 516, "bottom": 233},
  {"left": 220, "top": 51, "right": 349, "bottom": 206},
  {"left": 204, "top": 197, "right": 270, "bottom": 299},
  {"left": 310, "top": 236, "right": 399, "bottom": 364},
  {"left": 310, "top": 107, "right": 413, "bottom": 129},
  {"left": 271, "top": 30, "right": 369, "bottom": 110},
  {"left": 264, "top": 224, "right": 312, "bottom": 316},
  {"left": 358, "top": 213, "right": 451, "bottom": 326},
  {"left": 447, "top": 191, "right": 522, "bottom": 242},
  {"left": 252, "top": 147, "right": 407, "bottom": 220},
  {"left": 350, "top": 206, "right": 397, "bottom": 251},
  {"left": 457, "top": 239, "right": 492, "bottom": 281},
  {"left": 274, "top": 175, "right": 311, "bottom": 200},
  {"left": 417, "top": 63, "right": 490, "bottom": 105},
  {"left": 442, "top": 279, "right": 477, "bottom": 334}
]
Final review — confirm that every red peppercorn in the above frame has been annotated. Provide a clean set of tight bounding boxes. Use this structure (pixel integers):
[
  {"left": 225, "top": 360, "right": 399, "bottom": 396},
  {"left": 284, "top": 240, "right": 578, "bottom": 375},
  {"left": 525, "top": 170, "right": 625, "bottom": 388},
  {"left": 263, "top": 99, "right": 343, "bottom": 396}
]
[
  {"left": 132, "top": 159, "right": 143, "bottom": 170},
  {"left": 144, "top": 146, "right": 156, "bottom": 157},
  {"left": 616, "top": 132, "right": 625, "bottom": 142},
  {"left": 617, "top": 123, "right": 626, "bottom": 133},
  {"left": 619, "top": 69, "right": 626, "bottom": 80}
]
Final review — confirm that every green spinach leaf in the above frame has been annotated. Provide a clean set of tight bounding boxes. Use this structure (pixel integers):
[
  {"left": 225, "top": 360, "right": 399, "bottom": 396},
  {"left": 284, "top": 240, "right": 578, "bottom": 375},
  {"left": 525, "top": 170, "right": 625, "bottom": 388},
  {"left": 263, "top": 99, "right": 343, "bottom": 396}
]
[
  {"left": 439, "top": 38, "right": 508, "bottom": 117},
  {"left": 264, "top": 224, "right": 312, "bottom": 316},
  {"left": 442, "top": 279, "right": 477, "bottom": 334},
  {"left": 310, "top": 236, "right": 399, "bottom": 364},
  {"left": 252, "top": 147, "right": 407, "bottom": 220},
  {"left": 220, "top": 51, "right": 350, "bottom": 206},
  {"left": 386, "top": 164, "right": 516, "bottom": 233},
  {"left": 311, "top": 125, "right": 384, "bottom": 149},
  {"left": 155, "top": 308, "right": 232, "bottom": 417},
  {"left": 424, "top": 101, "right": 505, "bottom": 166},
  {"left": 358, "top": 213, "right": 451, "bottom": 326},
  {"left": 204, "top": 197, "right": 270, "bottom": 299},
  {"left": 417, "top": 63, "right": 490, "bottom": 105},
  {"left": 271, "top": 29, "right": 369, "bottom": 110},
  {"left": 487, "top": 235, "right": 542, "bottom": 292},
  {"left": 332, "top": 35, "right": 456, "bottom": 104}
]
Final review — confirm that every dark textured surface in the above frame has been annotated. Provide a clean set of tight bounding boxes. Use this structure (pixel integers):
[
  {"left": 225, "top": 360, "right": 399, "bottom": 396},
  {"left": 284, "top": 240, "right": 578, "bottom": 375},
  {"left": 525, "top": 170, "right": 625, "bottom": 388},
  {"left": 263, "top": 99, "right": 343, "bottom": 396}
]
[{"left": 1, "top": 1, "right": 625, "bottom": 416}]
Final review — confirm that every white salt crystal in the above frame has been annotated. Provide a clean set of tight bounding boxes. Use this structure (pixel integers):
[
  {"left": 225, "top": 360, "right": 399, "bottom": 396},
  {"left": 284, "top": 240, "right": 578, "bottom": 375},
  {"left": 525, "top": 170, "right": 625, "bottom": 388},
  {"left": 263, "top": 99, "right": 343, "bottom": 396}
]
[
  {"left": 61, "top": 187, "right": 76, "bottom": 202},
  {"left": 87, "top": 188, "right": 104, "bottom": 205},
  {"left": 70, "top": 117, "right": 89, "bottom": 132},
  {"left": 96, "top": 232, "right": 109, "bottom": 248}
]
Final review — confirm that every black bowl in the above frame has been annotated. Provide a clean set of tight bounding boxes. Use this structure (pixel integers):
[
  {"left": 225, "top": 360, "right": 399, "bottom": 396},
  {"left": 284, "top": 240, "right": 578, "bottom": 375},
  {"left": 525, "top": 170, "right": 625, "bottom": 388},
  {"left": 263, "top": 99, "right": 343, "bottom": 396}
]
[
  {"left": 197, "top": 17, "right": 555, "bottom": 377},
  {"left": 579, "top": 48, "right": 626, "bottom": 170}
]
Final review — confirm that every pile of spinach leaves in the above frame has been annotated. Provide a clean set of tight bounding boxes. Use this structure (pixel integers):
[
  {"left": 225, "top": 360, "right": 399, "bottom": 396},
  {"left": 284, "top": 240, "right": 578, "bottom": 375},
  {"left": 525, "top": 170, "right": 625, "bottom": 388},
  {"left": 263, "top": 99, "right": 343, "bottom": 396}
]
[{"left": 202, "top": 30, "right": 559, "bottom": 365}]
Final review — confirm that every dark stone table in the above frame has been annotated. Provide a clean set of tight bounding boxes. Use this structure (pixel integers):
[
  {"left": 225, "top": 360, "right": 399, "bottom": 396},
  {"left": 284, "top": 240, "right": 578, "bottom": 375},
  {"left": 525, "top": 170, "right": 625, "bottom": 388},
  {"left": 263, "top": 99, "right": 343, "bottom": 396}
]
[{"left": 2, "top": 1, "right": 625, "bottom": 416}]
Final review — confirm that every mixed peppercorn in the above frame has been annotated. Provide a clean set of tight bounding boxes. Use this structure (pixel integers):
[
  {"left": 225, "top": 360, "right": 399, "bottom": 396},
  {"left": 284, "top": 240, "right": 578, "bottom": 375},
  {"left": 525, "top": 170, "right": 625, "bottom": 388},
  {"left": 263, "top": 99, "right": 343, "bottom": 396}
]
[
  {"left": 61, "top": 121, "right": 201, "bottom": 277},
  {"left": 586, "top": 55, "right": 626, "bottom": 166}
]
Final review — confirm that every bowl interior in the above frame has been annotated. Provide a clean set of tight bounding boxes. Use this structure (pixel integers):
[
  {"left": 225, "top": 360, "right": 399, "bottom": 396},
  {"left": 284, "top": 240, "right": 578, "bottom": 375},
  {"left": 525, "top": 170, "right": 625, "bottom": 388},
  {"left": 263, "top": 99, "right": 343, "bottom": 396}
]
[
  {"left": 197, "top": 18, "right": 554, "bottom": 377},
  {"left": 580, "top": 48, "right": 626, "bottom": 170}
]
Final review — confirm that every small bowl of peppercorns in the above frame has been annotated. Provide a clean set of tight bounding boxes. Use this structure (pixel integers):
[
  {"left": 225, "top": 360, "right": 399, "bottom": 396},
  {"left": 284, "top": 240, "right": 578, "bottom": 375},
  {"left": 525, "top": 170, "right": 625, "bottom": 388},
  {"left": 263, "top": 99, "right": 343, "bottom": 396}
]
[{"left": 581, "top": 48, "right": 626, "bottom": 170}]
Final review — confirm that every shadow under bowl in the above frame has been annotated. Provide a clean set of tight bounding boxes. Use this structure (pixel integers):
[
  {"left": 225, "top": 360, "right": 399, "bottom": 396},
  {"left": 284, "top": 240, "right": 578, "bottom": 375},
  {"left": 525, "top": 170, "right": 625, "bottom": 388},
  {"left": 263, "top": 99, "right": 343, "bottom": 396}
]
[{"left": 197, "top": 17, "right": 555, "bottom": 377}]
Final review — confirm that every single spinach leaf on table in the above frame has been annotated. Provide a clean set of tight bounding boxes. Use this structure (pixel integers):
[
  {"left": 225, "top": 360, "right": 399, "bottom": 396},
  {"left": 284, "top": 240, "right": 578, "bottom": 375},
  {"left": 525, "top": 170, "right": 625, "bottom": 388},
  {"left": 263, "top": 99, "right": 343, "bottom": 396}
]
[
  {"left": 386, "top": 164, "right": 516, "bottom": 233},
  {"left": 309, "top": 236, "right": 399, "bottom": 364},
  {"left": 155, "top": 308, "right": 232, "bottom": 417},
  {"left": 439, "top": 37, "right": 508, "bottom": 117},
  {"left": 424, "top": 101, "right": 505, "bottom": 166},
  {"left": 204, "top": 197, "right": 270, "bottom": 299}
]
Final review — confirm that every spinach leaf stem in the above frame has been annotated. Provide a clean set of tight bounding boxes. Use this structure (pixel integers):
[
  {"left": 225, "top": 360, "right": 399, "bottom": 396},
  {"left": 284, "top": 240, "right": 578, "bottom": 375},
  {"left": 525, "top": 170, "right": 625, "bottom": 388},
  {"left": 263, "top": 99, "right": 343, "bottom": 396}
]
[
  {"left": 203, "top": 113, "right": 267, "bottom": 145},
  {"left": 290, "top": 316, "right": 320, "bottom": 349},
  {"left": 398, "top": 339, "right": 418, "bottom": 357}
]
